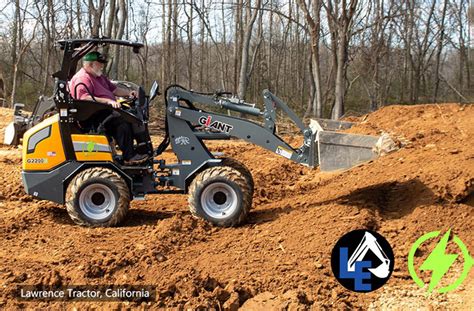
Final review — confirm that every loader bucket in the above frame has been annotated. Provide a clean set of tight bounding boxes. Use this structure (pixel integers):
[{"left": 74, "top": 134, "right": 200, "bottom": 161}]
[
  {"left": 310, "top": 119, "right": 396, "bottom": 171},
  {"left": 311, "top": 118, "right": 354, "bottom": 131},
  {"left": 3, "top": 103, "right": 28, "bottom": 146},
  {"left": 3, "top": 122, "right": 19, "bottom": 145}
]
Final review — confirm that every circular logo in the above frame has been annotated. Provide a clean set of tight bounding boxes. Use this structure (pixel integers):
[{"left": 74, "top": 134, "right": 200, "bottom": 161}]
[{"left": 331, "top": 229, "right": 395, "bottom": 292}]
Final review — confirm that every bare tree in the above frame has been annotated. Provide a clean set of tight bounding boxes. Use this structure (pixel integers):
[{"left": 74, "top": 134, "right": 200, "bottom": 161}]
[
  {"left": 103, "top": 0, "right": 117, "bottom": 58},
  {"left": 161, "top": 0, "right": 167, "bottom": 87},
  {"left": 11, "top": 3, "right": 40, "bottom": 107},
  {"left": 433, "top": 0, "right": 448, "bottom": 102},
  {"left": 192, "top": 1, "right": 228, "bottom": 90},
  {"left": 9, "top": 0, "right": 20, "bottom": 106},
  {"left": 237, "top": 0, "right": 262, "bottom": 99},
  {"left": 0, "top": 0, "right": 472, "bottom": 112},
  {"left": 184, "top": 0, "right": 194, "bottom": 89},
  {"left": 110, "top": 0, "right": 127, "bottom": 79},
  {"left": 88, "top": 0, "right": 106, "bottom": 37},
  {"left": 324, "top": 0, "right": 362, "bottom": 119},
  {"left": 297, "top": 0, "right": 323, "bottom": 117}
]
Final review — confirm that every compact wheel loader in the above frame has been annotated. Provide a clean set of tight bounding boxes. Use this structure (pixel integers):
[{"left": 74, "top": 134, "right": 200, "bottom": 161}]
[{"left": 17, "top": 38, "right": 392, "bottom": 227}]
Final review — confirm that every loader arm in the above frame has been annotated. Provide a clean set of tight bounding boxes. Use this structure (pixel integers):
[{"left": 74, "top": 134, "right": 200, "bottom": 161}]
[
  {"left": 166, "top": 86, "right": 317, "bottom": 166},
  {"left": 160, "top": 86, "right": 317, "bottom": 190}
]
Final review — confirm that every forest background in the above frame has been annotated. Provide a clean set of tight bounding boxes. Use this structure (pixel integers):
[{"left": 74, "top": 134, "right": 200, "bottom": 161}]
[{"left": 0, "top": 0, "right": 472, "bottom": 119}]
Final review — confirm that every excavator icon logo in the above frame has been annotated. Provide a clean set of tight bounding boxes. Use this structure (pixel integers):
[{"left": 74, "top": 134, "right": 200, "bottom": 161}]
[{"left": 331, "top": 230, "right": 394, "bottom": 292}]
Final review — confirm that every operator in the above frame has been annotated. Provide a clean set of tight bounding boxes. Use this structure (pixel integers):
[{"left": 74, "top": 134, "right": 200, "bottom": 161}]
[{"left": 69, "top": 51, "right": 148, "bottom": 165}]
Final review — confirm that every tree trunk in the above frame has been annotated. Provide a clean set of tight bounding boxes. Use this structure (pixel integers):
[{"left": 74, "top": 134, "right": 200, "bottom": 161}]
[
  {"left": 305, "top": 50, "right": 316, "bottom": 118},
  {"left": 110, "top": 0, "right": 127, "bottom": 79},
  {"left": 296, "top": 0, "right": 322, "bottom": 117},
  {"left": 237, "top": 0, "right": 260, "bottom": 99},
  {"left": 103, "top": 0, "right": 117, "bottom": 58},
  {"left": 172, "top": 0, "right": 178, "bottom": 83},
  {"left": 332, "top": 30, "right": 346, "bottom": 119},
  {"left": 221, "top": 0, "right": 228, "bottom": 89},
  {"left": 267, "top": 0, "right": 273, "bottom": 90},
  {"left": 42, "top": 0, "right": 54, "bottom": 93},
  {"left": 76, "top": 0, "right": 82, "bottom": 37},
  {"left": 233, "top": 0, "right": 243, "bottom": 93},
  {"left": 433, "top": 0, "right": 448, "bottom": 102},
  {"left": 458, "top": 0, "right": 468, "bottom": 100},
  {"left": 10, "top": 0, "right": 20, "bottom": 107},
  {"left": 89, "top": 0, "right": 105, "bottom": 37},
  {"left": 161, "top": 0, "right": 167, "bottom": 87},
  {"left": 325, "top": 0, "right": 359, "bottom": 119},
  {"left": 199, "top": 0, "right": 205, "bottom": 89},
  {"left": 167, "top": 0, "right": 172, "bottom": 84},
  {"left": 186, "top": 1, "right": 194, "bottom": 89}
]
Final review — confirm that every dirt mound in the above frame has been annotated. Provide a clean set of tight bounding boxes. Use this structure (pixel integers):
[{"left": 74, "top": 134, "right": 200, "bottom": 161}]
[
  {"left": 241, "top": 290, "right": 311, "bottom": 310},
  {"left": 0, "top": 149, "right": 29, "bottom": 203},
  {"left": 0, "top": 103, "right": 473, "bottom": 309},
  {"left": 0, "top": 107, "right": 14, "bottom": 143}
]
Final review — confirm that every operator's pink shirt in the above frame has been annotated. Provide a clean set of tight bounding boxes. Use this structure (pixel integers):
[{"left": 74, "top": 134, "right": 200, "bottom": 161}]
[{"left": 69, "top": 68, "right": 117, "bottom": 101}]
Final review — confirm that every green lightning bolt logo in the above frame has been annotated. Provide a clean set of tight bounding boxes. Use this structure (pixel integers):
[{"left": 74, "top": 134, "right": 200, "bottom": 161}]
[
  {"left": 84, "top": 141, "right": 96, "bottom": 156},
  {"left": 86, "top": 141, "right": 96, "bottom": 153},
  {"left": 419, "top": 230, "right": 458, "bottom": 293},
  {"left": 408, "top": 229, "right": 473, "bottom": 294}
]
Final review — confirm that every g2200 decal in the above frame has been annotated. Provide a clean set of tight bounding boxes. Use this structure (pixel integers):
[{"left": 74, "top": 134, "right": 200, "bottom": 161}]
[
  {"left": 198, "top": 116, "right": 233, "bottom": 134},
  {"left": 26, "top": 158, "right": 48, "bottom": 164}
]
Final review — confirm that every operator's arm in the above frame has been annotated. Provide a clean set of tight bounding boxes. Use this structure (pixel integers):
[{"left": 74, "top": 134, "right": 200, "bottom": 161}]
[
  {"left": 113, "top": 85, "right": 137, "bottom": 98},
  {"left": 82, "top": 95, "right": 121, "bottom": 109}
]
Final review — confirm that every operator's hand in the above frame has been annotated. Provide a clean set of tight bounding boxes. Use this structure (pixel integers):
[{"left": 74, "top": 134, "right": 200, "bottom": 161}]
[{"left": 108, "top": 100, "right": 121, "bottom": 109}]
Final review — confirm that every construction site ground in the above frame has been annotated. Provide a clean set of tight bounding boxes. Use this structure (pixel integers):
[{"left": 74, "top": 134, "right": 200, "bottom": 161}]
[{"left": 0, "top": 103, "right": 472, "bottom": 309}]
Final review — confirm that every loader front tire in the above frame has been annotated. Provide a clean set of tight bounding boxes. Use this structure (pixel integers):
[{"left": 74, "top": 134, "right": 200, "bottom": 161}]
[
  {"left": 219, "top": 157, "right": 254, "bottom": 197},
  {"left": 188, "top": 166, "right": 251, "bottom": 227},
  {"left": 66, "top": 167, "right": 130, "bottom": 227}
]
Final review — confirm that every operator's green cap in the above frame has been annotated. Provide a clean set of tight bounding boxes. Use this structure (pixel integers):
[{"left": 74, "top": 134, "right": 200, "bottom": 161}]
[{"left": 84, "top": 51, "right": 107, "bottom": 63}]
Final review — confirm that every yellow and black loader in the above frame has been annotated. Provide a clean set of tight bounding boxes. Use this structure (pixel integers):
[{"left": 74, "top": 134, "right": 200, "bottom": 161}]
[{"left": 16, "top": 38, "right": 389, "bottom": 227}]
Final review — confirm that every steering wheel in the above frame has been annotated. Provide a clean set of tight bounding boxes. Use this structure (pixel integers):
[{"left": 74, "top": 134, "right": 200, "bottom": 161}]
[{"left": 118, "top": 95, "right": 137, "bottom": 111}]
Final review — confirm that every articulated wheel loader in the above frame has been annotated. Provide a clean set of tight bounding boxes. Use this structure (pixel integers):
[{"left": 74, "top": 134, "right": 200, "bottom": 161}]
[{"left": 17, "top": 38, "right": 392, "bottom": 227}]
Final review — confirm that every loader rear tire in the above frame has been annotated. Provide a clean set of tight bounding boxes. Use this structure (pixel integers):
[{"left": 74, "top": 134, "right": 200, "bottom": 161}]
[
  {"left": 188, "top": 166, "right": 251, "bottom": 227},
  {"left": 219, "top": 157, "right": 254, "bottom": 197},
  {"left": 66, "top": 167, "right": 130, "bottom": 227}
]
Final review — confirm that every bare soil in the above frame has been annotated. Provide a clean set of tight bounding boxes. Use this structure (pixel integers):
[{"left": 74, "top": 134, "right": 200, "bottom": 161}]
[{"left": 0, "top": 104, "right": 472, "bottom": 310}]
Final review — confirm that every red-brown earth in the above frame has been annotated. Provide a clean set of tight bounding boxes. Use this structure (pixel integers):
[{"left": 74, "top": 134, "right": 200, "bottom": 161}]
[{"left": 0, "top": 103, "right": 472, "bottom": 309}]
